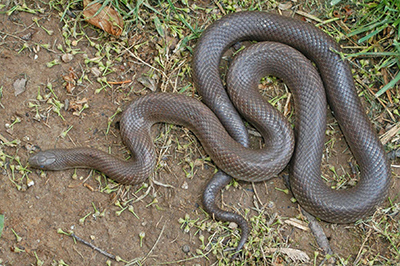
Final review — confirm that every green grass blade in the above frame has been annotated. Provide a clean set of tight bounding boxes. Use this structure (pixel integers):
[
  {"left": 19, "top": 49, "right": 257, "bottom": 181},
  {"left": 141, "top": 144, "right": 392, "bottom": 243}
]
[
  {"left": 375, "top": 71, "right": 400, "bottom": 97},
  {"left": 0, "top": 214, "right": 4, "bottom": 238},
  {"left": 358, "top": 24, "right": 388, "bottom": 43},
  {"left": 153, "top": 16, "right": 164, "bottom": 38},
  {"left": 346, "top": 51, "right": 399, "bottom": 58},
  {"left": 348, "top": 19, "right": 389, "bottom": 37}
]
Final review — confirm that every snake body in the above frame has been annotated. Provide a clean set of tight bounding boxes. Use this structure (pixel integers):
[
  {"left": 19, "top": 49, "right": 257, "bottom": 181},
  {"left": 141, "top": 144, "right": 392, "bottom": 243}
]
[
  {"left": 29, "top": 11, "right": 391, "bottom": 253},
  {"left": 192, "top": 11, "right": 390, "bottom": 223}
]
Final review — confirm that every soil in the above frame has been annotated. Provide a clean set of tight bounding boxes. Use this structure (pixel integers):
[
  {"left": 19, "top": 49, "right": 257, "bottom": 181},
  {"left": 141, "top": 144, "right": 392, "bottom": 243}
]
[{"left": 0, "top": 2, "right": 399, "bottom": 266}]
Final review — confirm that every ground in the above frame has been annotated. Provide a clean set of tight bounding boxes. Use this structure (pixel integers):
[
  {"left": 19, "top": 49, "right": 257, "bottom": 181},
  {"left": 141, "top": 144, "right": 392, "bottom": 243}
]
[{"left": 0, "top": 1, "right": 399, "bottom": 266}]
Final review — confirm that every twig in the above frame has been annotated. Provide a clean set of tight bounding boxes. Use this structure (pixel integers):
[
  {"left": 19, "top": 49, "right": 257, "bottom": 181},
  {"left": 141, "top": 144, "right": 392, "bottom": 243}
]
[
  {"left": 295, "top": 10, "right": 323, "bottom": 23},
  {"left": 123, "top": 47, "right": 167, "bottom": 79},
  {"left": 213, "top": 0, "right": 226, "bottom": 15},
  {"left": 70, "top": 232, "right": 116, "bottom": 260},
  {"left": 152, "top": 178, "right": 175, "bottom": 188},
  {"left": 380, "top": 123, "right": 400, "bottom": 145},
  {"left": 0, "top": 133, "right": 14, "bottom": 146},
  {"left": 353, "top": 228, "right": 373, "bottom": 265},
  {"left": 252, "top": 182, "right": 264, "bottom": 209},
  {"left": 108, "top": 80, "right": 132, "bottom": 85},
  {"left": 285, "top": 218, "right": 310, "bottom": 231},
  {"left": 141, "top": 221, "right": 166, "bottom": 263}
]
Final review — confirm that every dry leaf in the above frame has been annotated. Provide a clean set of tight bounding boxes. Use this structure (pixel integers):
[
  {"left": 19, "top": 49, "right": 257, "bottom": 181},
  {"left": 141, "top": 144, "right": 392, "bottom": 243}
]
[
  {"left": 278, "top": 2, "right": 293, "bottom": 10},
  {"left": 83, "top": 0, "right": 123, "bottom": 36},
  {"left": 138, "top": 75, "right": 159, "bottom": 91},
  {"left": 380, "top": 123, "right": 400, "bottom": 145},
  {"left": 68, "top": 98, "right": 88, "bottom": 112},
  {"left": 62, "top": 67, "right": 78, "bottom": 93},
  {"left": 13, "top": 77, "right": 27, "bottom": 96},
  {"left": 265, "top": 248, "right": 310, "bottom": 263}
]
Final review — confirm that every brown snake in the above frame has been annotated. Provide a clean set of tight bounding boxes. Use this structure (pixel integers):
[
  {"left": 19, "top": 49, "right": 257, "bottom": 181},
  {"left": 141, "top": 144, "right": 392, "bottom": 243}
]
[{"left": 29, "top": 12, "right": 391, "bottom": 254}]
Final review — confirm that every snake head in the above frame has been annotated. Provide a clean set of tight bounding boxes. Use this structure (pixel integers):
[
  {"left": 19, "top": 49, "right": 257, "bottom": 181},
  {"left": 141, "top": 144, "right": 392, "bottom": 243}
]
[{"left": 28, "top": 151, "right": 59, "bottom": 170}]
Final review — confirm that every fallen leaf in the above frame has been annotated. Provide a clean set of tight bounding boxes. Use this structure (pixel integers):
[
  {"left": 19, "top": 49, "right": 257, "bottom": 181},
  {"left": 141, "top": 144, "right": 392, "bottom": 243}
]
[
  {"left": 13, "top": 77, "right": 27, "bottom": 96},
  {"left": 20, "top": 31, "right": 34, "bottom": 41},
  {"left": 90, "top": 67, "right": 101, "bottom": 77},
  {"left": 62, "top": 67, "right": 78, "bottom": 93},
  {"left": 83, "top": 0, "right": 123, "bottom": 36},
  {"left": 266, "top": 248, "right": 310, "bottom": 263},
  {"left": 278, "top": 2, "right": 292, "bottom": 10},
  {"left": 138, "top": 75, "right": 159, "bottom": 91},
  {"left": 68, "top": 98, "right": 88, "bottom": 112},
  {"left": 65, "top": 82, "right": 75, "bottom": 93}
]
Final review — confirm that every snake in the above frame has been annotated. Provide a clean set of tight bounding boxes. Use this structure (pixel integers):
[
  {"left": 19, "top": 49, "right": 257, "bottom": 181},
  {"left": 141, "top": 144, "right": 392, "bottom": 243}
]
[{"left": 29, "top": 11, "right": 391, "bottom": 254}]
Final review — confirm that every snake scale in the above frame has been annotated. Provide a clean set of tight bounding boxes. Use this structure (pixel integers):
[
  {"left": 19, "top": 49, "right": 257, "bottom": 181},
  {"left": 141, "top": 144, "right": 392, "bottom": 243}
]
[{"left": 29, "top": 11, "right": 391, "bottom": 254}]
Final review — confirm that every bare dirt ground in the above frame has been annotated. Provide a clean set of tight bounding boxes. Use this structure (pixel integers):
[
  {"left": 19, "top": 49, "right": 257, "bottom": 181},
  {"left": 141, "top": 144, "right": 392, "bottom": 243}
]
[{"left": 0, "top": 1, "right": 399, "bottom": 265}]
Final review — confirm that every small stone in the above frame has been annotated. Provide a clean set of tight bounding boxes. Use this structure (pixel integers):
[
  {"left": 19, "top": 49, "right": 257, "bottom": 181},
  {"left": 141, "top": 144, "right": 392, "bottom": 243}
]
[
  {"left": 228, "top": 222, "right": 238, "bottom": 229},
  {"left": 182, "top": 244, "right": 190, "bottom": 254},
  {"left": 27, "top": 179, "right": 34, "bottom": 187},
  {"left": 181, "top": 181, "right": 188, "bottom": 190},
  {"left": 61, "top": 53, "right": 74, "bottom": 63}
]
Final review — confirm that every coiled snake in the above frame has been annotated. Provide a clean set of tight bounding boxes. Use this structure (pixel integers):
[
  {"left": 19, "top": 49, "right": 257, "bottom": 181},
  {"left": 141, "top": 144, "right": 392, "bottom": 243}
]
[{"left": 29, "top": 11, "right": 391, "bottom": 254}]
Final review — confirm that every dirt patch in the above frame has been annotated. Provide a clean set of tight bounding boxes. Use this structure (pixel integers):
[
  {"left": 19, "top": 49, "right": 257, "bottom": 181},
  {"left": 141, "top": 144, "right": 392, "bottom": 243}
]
[{"left": 0, "top": 1, "right": 399, "bottom": 266}]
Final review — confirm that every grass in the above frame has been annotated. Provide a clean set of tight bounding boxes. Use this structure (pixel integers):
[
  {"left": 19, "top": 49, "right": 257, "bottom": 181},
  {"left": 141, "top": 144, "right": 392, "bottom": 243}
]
[
  {"left": 0, "top": 0, "right": 399, "bottom": 265},
  {"left": 346, "top": 0, "right": 400, "bottom": 97}
]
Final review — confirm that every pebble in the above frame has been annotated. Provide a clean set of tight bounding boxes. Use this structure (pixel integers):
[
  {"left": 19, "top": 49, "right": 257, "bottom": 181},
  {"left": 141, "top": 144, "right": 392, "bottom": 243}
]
[
  {"left": 267, "top": 201, "right": 275, "bottom": 208},
  {"left": 61, "top": 53, "right": 74, "bottom": 63},
  {"left": 181, "top": 181, "right": 188, "bottom": 190},
  {"left": 228, "top": 222, "right": 238, "bottom": 229},
  {"left": 182, "top": 244, "right": 190, "bottom": 254},
  {"left": 27, "top": 179, "right": 34, "bottom": 187}
]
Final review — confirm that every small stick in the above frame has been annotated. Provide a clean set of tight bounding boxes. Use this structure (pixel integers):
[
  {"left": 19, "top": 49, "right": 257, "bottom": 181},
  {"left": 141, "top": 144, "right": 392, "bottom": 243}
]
[
  {"left": 108, "top": 80, "right": 132, "bottom": 85},
  {"left": 70, "top": 232, "right": 116, "bottom": 260},
  {"left": 0, "top": 133, "right": 13, "bottom": 146},
  {"left": 141, "top": 222, "right": 166, "bottom": 263},
  {"left": 353, "top": 228, "right": 373, "bottom": 265},
  {"left": 213, "top": 0, "right": 226, "bottom": 15},
  {"left": 252, "top": 182, "right": 264, "bottom": 208}
]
